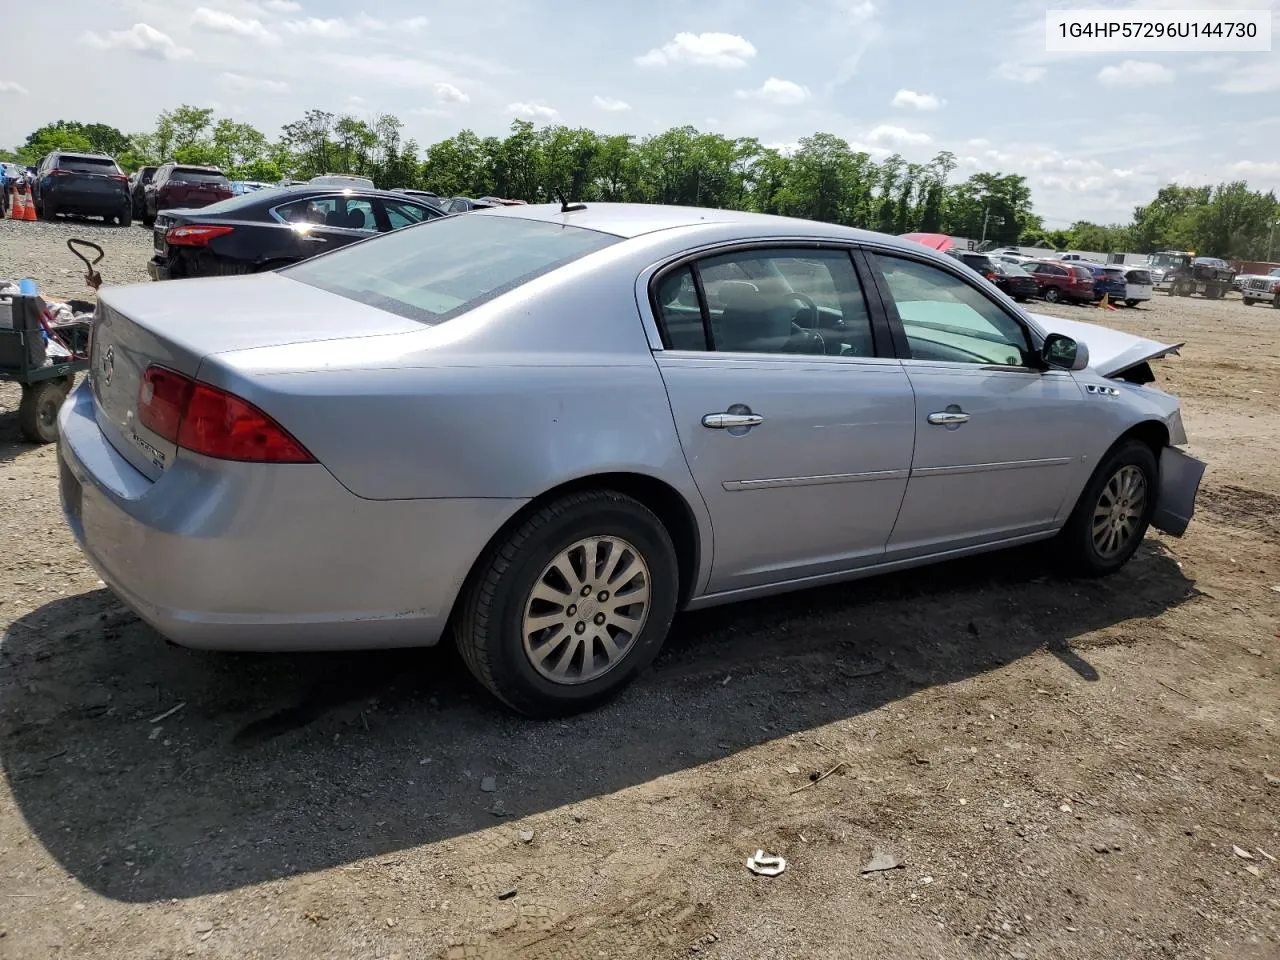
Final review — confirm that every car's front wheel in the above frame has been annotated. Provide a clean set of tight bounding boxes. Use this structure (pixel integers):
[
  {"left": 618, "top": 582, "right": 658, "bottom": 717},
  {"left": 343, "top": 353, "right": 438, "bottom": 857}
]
[
  {"left": 1058, "top": 439, "right": 1157, "bottom": 577},
  {"left": 1043, "top": 287, "right": 1062, "bottom": 304},
  {"left": 455, "top": 490, "right": 679, "bottom": 716}
]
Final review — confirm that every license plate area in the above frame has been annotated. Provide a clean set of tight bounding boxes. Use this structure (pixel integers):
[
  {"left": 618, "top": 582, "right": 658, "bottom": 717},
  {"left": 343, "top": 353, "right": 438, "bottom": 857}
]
[{"left": 60, "top": 458, "right": 83, "bottom": 525}]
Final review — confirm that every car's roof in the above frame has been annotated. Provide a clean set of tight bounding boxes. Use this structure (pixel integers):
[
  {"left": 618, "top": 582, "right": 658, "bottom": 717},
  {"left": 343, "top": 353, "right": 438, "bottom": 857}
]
[
  {"left": 54, "top": 151, "right": 114, "bottom": 160},
  {"left": 470, "top": 202, "right": 932, "bottom": 249},
  {"left": 253, "top": 184, "right": 436, "bottom": 200}
]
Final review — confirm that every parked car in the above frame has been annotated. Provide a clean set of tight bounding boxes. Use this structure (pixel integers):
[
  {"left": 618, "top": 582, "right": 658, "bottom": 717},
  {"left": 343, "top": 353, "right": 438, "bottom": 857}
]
[
  {"left": 1118, "top": 266, "right": 1153, "bottom": 307},
  {"left": 309, "top": 173, "right": 376, "bottom": 189},
  {"left": 1026, "top": 260, "right": 1096, "bottom": 304},
  {"left": 1078, "top": 263, "right": 1128, "bottom": 303},
  {"left": 60, "top": 203, "right": 1204, "bottom": 715},
  {"left": 947, "top": 249, "right": 1000, "bottom": 279},
  {"left": 990, "top": 261, "right": 1040, "bottom": 302},
  {"left": 146, "top": 184, "right": 444, "bottom": 280},
  {"left": 443, "top": 197, "right": 501, "bottom": 212},
  {"left": 1240, "top": 268, "right": 1280, "bottom": 307},
  {"left": 143, "top": 163, "right": 233, "bottom": 226},
  {"left": 230, "top": 180, "right": 272, "bottom": 196},
  {"left": 32, "top": 151, "right": 132, "bottom": 225},
  {"left": 392, "top": 188, "right": 446, "bottom": 211},
  {"left": 128, "top": 165, "right": 157, "bottom": 220}
]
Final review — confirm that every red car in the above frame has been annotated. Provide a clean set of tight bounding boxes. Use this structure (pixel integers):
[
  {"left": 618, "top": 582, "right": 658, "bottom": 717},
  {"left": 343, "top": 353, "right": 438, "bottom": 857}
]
[
  {"left": 1026, "top": 260, "right": 1095, "bottom": 304},
  {"left": 142, "top": 163, "right": 233, "bottom": 226}
]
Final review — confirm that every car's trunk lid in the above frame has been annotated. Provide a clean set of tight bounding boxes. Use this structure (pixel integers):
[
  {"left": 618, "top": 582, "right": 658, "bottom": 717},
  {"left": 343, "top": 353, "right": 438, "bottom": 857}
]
[
  {"left": 1027, "top": 312, "right": 1183, "bottom": 378},
  {"left": 90, "top": 274, "right": 426, "bottom": 480}
]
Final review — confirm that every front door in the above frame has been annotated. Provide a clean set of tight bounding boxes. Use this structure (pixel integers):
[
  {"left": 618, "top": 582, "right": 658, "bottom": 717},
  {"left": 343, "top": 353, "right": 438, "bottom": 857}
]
[
  {"left": 867, "top": 251, "right": 1089, "bottom": 556},
  {"left": 648, "top": 246, "right": 917, "bottom": 594}
]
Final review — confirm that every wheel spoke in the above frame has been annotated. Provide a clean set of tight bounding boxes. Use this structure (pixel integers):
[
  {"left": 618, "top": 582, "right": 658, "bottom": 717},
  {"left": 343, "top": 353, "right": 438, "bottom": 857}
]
[
  {"left": 599, "top": 543, "right": 631, "bottom": 586},
  {"left": 595, "top": 630, "right": 622, "bottom": 663},
  {"left": 548, "top": 635, "right": 582, "bottom": 679},
  {"left": 529, "top": 582, "right": 571, "bottom": 608},
  {"left": 524, "top": 611, "right": 567, "bottom": 636},
  {"left": 550, "top": 555, "right": 584, "bottom": 593}
]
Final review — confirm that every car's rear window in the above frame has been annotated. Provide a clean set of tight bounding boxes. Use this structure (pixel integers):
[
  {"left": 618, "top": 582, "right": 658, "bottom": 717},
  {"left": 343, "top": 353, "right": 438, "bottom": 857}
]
[
  {"left": 997, "top": 262, "right": 1030, "bottom": 277},
  {"left": 1070, "top": 265, "right": 1094, "bottom": 279},
  {"left": 56, "top": 156, "right": 119, "bottom": 174},
  {"left": 172, "top": 168, "right": 229, "bottom": 184},
  {"left": 283, "top": 214, "right": 621, "bottom": 324}
]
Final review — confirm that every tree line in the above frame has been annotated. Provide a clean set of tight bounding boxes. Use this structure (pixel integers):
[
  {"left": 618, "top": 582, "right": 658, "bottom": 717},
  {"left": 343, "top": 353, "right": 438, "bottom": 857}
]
[{"left": 4, "top": 106, "right": 1276, "bottom": 259}]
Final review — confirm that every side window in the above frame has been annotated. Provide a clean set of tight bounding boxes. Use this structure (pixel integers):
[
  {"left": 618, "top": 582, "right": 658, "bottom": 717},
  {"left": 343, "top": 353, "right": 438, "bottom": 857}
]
[
  {"left": 652, "top": 248, "right": 875, "bottom": 357},
  {"left": 382, "top": 199, "right": 434, "bottom": 231},
  {"left": 343, "top": 198, "right": 376, "bottom": 231},
  {"left": 274, "top": 196, "right": 376, "bottom": 231},
  {"left": 275, "top": 196, "right": 336, "bottom": 225},
  {"left": 654, "top": 267, "right": 708, "bottom": 351},
  {"left": 874, "top": 254, "right": 1034, "bottom": 367}
]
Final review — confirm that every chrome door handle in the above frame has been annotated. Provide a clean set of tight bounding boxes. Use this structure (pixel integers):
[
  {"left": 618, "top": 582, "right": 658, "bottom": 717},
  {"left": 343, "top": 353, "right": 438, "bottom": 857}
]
[
  {"left": 702, "top": 412, "right": 765, "bottom": 429},
  {"left": 927, "top": 411, "right": 971, "bottom": 426}
]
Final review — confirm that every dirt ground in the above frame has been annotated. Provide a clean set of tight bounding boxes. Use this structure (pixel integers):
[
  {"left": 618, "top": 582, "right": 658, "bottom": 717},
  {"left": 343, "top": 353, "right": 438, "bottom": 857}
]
[{"left": 1, "top": 217, "right": 1277, "bottom": 960}]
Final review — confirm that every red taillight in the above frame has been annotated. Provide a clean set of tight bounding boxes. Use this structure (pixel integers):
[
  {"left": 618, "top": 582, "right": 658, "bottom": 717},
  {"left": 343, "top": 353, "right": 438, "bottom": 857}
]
[
  {"left": 138, "top": 366, "right": 315, "bottom": 463},
  {"left": 166, "top": 225, "right": 235, "bottom": 247},
  {"left": 111, "top": 174, "right": 128, "bottom": 182},
  {"left": 50, "top": 169, "right": 73, "bottom": 177},
  {"left": 984, "top": 271, "right": 997, "bottom": 281}
]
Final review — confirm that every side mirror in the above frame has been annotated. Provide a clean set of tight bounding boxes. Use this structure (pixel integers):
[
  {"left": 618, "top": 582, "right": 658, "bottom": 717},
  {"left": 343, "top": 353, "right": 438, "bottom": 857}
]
[{"left": 1042, "top": 333, "right": 1090, "bottom": 371}]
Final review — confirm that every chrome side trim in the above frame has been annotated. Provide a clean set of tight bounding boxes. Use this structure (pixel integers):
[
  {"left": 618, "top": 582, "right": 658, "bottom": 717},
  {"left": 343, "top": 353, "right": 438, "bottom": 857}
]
[
  {"left": 910, "top": 457, "right": 1072, "bottom": 478},
  {"left": 722, "top": 468, "right": 910, "bottom": 492}
]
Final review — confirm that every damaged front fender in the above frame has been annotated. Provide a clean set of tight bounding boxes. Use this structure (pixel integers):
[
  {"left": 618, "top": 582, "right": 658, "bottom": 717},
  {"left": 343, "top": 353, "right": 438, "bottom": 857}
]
[{"left": 1152, "top": 446, "right": 1206, "bottom": 537}]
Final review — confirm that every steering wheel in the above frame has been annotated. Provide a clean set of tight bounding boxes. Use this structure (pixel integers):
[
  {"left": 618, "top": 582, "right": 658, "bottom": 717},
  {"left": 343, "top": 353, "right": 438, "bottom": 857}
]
[{"left": 785, "top": 292, "right": 820, "bottom": 330}]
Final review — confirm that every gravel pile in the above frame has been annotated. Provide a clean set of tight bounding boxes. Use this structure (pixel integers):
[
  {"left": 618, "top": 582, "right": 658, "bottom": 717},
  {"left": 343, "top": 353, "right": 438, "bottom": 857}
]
[{"left": 0, "top": 216, "right": 152, "bottom": 300}]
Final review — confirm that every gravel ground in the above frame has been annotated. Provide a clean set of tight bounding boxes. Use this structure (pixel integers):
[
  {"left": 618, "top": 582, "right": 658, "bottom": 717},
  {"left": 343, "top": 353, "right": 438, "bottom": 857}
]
[
  {"left": 1, "top": 219, "right": 1278, "bottom": 960},
  {"left": 0, "top": 216, "right": 152, "bottom": 294}
]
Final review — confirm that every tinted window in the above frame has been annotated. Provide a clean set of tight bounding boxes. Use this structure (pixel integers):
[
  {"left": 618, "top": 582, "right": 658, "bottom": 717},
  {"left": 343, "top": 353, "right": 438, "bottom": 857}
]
[
  {"left": 273, "top": 195, "right": 376, "bottom": 231},
  {"left": 875, "top": 254, "right": 1033, "bottom": 366},
  {"left": 996, "top": 262, "right": 1030, "bottom": 277},
  {"left": 383, "top": 199, "right": 437, "bottom": 230},
  {"left": 1070, "top": 265, "right": 1094, "bottom": 279},
  {"left": 56, "top": 156, "right": 119, "bottom": 174},
  {"left": 654, "top": 267, "right": 708, "bottom": 351},
  {"left": 171, "top": 168, "right": 229, "bottom": 184},
  {"left": 283, "top": 215, "right": 620, "bottom": 325},
  {"left": 655, "top": 248, "right": 874, "bottom": 357}
]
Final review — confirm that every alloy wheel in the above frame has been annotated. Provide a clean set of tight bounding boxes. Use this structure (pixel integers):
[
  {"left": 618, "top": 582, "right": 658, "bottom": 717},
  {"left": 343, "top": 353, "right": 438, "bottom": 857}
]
[
  {"left": 1091, "top": 464, "right": 1147, "bottom": 560},
  {"left": 521, "top": 536, "right": 652, "bottom": 685}
]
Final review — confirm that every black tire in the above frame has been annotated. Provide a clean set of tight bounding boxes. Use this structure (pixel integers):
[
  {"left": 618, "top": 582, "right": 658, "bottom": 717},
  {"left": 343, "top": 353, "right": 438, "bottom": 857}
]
[
  {"left": 1014, "top": 295, "right": 1029, "bottom": 303},
  {"left": 1272, "top": 298, "right": 1280, "bottom": 309},
  {"left": 1043, "top": 287, "right": 1062, "bottom": 304},
  {"left": 17, "top": 378, "right": 71, "bottom": 444},
  {"left": 455, "top": 490, "right": 680, "bottom": 717},
  {"left": 1243, "top": 298, "right": 1255, "bottom": 306},
  {"left": 1125, "top": 299, "right": 1139, "bottom": 308},
  {"left": 42, "top": 200, "right": 57, "bottom": 221},
  {"left": 117, "top": 205, "right": 132, "bottom": 227},
  {"left": 1057, "top": 439, "right": 1158, "bottom": 577}
]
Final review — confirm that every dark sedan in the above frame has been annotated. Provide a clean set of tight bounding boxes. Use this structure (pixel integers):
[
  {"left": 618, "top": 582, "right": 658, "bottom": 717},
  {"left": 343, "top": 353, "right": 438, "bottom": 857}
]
[
  {"left": 990, "top": 261, "right": 1039, "bottom": 302},
  {"left": 146, "top": 185, "right": 445, "bottom": 281}
]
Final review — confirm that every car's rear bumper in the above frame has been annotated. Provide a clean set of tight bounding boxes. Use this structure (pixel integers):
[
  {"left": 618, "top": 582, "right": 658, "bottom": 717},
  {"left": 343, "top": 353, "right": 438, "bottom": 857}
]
[
  {"left": 57, "top": 381, "right": 526, "bottom": 651},
  {"left": 47, "top": 187, "right": 128, "bottom": 214},
  {"left": 1124, "top": 283, "right": 1153, "bottom": 302}
]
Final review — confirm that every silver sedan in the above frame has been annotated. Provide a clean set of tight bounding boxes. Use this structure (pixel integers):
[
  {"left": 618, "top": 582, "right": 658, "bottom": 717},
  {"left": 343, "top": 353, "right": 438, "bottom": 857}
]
[{"left": 58, "top": 203, "right": 1205, "bottom": 715}]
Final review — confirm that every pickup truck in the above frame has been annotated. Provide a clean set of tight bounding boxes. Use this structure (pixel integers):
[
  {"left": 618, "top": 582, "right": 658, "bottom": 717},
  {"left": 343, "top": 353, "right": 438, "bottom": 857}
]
[{"left": 1238, "top": 267, "right": 1280, "bottom": 307}]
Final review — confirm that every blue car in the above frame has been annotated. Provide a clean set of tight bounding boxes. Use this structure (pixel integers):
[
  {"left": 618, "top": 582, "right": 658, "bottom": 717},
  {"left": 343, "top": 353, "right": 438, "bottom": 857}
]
[{"left": 1079, "top": 263, "right": 1127, "bottom": 302}]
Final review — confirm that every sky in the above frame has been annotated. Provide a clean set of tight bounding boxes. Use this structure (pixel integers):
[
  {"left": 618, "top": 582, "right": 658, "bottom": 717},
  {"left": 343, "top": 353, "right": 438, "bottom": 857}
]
[{"left": 2, "top": 0, "right": 1278, "bottom": 226}]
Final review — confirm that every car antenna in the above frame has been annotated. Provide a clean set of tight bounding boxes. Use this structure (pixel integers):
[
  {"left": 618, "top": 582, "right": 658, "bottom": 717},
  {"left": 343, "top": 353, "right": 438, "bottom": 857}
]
[{"left": 556, "top": 190, "right": 586, "bottom": 213}]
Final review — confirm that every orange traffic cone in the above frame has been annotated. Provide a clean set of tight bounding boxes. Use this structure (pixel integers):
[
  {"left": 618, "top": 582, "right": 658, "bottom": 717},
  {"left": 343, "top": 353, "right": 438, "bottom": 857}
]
[
  {"left": 21, "top": 185, "right": 37, "bottom": 221},
  {"left": 9, "top": 186, "right": 24, "bottom": 220},
  {"left": 1096, "top": 293, "right": 1117, "bottom": 312}
]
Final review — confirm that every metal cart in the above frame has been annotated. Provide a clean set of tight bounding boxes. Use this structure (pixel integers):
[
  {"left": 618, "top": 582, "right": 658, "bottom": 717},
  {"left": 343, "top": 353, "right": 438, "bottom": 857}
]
[{"left": 0, "top": 240, "right": 101, "bottom": 443}]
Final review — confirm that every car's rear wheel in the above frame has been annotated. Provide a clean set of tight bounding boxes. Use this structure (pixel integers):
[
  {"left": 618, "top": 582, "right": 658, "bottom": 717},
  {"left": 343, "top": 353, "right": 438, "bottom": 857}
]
[
  {"left": 41, "top": 200, "right": 57, "bottom": 220},
  {"left": 1243, "top": 297, "right": 1255, "bottom": 306},
  {"left": 455, "top": 490, "right": 679, "bottom": 717},
  {"left": 1043, "top": 287, "right": 1062, "bottom": 304},
  {"left": 117, "top": 204, "right": 132, "bottom": 227},
  {"left": 1125, "top": 299, "right": 1139, "bottom": 307},
  {"left": 1058, "top": 439, "right": 1157, "bottom": 577}
]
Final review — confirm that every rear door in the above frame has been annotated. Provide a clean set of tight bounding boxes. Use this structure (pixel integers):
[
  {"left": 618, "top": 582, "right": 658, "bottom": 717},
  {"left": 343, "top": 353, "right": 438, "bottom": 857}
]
[
  {"left": 269, "top": 194, "right": 380, "bottom": 258},
  {"left": 377, "top": 197, "right": 444, "bottom": 232},
  {"left": 647, "top": 245, "right": 917, "bottom": 594},
  {"left": 866, "top": 250, "right": 1088, "bottom": 556}
]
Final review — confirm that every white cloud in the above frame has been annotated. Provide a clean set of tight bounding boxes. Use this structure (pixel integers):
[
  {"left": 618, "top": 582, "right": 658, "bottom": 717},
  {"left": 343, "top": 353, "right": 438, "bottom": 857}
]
[
  {"left": 192, "top": 8, "right": 277, "bottom": 44},
  {"left": 507, "top": 101, "right": 558, "bottom": 119},
  {"left": 866, "top": 125, "right": 932, "bottom": 147},
  {"left": 1230, "top": 160, "right": 1280, "bottom": 177},
  {"left": 592, "top": 95, "right": 631, "bottom": 112},
  {"left": 284, "top": 17, "right": 358, "bottom": 39},
  {"left": 1216, "top": 60, "right": 1280, "bottom": 93},
  {"left": 891, "top": 89, "right": 944, "bottom": 111},
  {"left": 0, "top": 80, "right": 28, "bottom": 95},
  {"left": 635, "top": 32, "right": 757, "bottom": 68},
  {"left": 355, "top": 13, "right": 387, "bottom": 31},
  {"left": 219, "top": 72, "right": 289, "bottom": 93},
  {"left": 410, "top": 106, "right": 450, "bottom": 118},
  {"left": 734, "top": 77, "right": 811, "bottom": 105},
  {"left": 993, "top": 62, "right": 1045, "bottom": 83},
  {"left": 346, "top": 95, "right": 366, "bottom": 105},
  {"left": 399, "top": 16, "right": 429, "bottom": 32},
  {"left": 317, "top": 53, "right": 449, "bottom": 88},
  {"left": 82, "top": 23, "right": 191, "bottom": 60},
  {"left": 1097, "top": 60, "right": 1175, "bottom": 86},
  {"left": 434, "top": 82, "right": 469, "bottom": 105},
  {"left": 262, "top": 0, "right": 301, "bottom": 11},
  {"left": 1188, "top": 56, "right": 1235, "bottom": 74},
  {"left": 764, "top": 140, "right": 801, "bottom": 156}
]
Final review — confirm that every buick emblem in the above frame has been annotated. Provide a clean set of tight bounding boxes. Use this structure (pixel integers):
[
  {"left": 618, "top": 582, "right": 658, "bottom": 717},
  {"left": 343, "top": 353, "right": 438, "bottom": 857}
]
[{"left": 101, "top": 345, "right": 114, "bottom": 386}]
